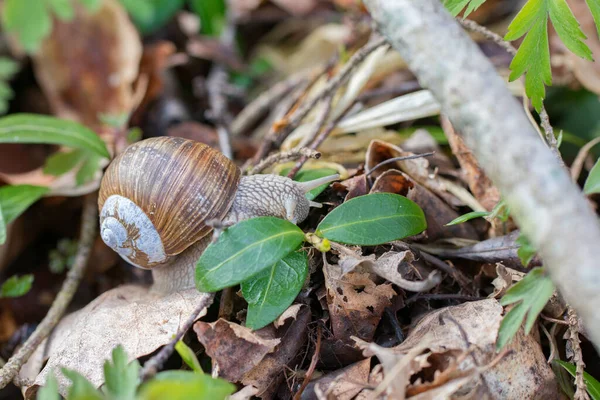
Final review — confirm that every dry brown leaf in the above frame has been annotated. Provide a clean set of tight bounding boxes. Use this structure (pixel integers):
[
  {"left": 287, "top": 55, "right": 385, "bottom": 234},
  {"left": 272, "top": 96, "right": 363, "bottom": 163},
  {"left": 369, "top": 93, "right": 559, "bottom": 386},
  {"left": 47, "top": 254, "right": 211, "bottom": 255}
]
[
  {"left": 193, "top": 319, "right": 281, "bottom": 382},
  {"left": 441, "top": 117, "right": 501, "bottom": 212},
  {"left": 241, "top": 305, "right": 311, "bottom": 398},
  {"left": 20, "top": 286, "right": 209, "bottom": 398},
  {"left": 371, "top": 170, "right": 479, "bottom": 240},
  {"left": 489, "top": 264, "right": 513, "bottom": 299},
  {"left": 303, "top": 358, "right": 371, "bottom": 400},
  {"left": 324, "top": 261, "right": 395, "bottom": 343}
]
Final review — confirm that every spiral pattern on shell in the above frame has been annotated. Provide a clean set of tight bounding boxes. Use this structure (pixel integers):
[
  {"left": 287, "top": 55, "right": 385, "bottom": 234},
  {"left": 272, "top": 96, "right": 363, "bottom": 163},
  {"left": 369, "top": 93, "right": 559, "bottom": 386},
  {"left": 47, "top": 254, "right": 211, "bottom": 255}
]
[{"left": 98, "top": 137, "right": 240, "bottom": 268}]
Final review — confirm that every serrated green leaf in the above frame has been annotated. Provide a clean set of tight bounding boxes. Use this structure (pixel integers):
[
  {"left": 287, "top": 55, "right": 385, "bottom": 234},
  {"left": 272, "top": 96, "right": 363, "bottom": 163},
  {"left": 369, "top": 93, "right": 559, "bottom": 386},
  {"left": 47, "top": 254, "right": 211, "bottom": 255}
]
[
  {"left": 0, "top": 202, "right": 5, "bottom": 245},
  {"left": 43, "top": 149, "right": 85, "bottom": 176},
  {"left": 189, "top": 0, "right": 226, "bottom": 36},
  {"left": 76, "top": 154, "right": 102, "bottom": 185},
  {"left": 444, "top": 0, "right": 487, "bottom": 17},
  {"left": 37, "top": 373, "right": 60, "bottom": 400},
  {"left": 316, "top": 193, "right": 427, "bottom": 246},
  {"left": 584, "top": 158, "right": 600, "bottom": 194},
  {"left": 516, "top": 232, "right": 536, "bottom": 266},
  {"left": 102, "top": 345, "right": 140, "bottom": 400},
  {"left": 280, "top": 168, "right": 338, "bottom": 201},
  {"left": 0, "top": 185, "right": 49, "bottom": 223},
  {"left": 47, "top": 0, "right": 75, "bottom": 21},
  {"left": 62, "top": 368, "right": 104, "bottom": 400},
  {"left": 496, "top": 267, "right": 554, "bottom": 350},
  {"left": 505, "top": 0, "right": 547, "bottom": 41},
  {"left": 242, "top": 251, "right": 308, "bottom": 330},
  {"left": 586, "top": 0, "right": 600, "bottom": 39},
  {"left": 445, "top": 211, "right": 489, "bottom": 226},
  {"left": 548, "top": 0, "right": 593, "bottom": 60},
  {"left": 0, "top": 274, "right": 33, "bottom": 298},
  {"left": 0, "top": 114, "right": 110, "bottom": 158},
  {"left": 138, "top": 371, "right": 235, "bottom": 400},
  {"left": 555, "top": 360, "right": 600, "bottom": 400},
  {"left": 175, "top": 340, "right": 203, "bottom": 373},
  {"left": 196, "top": 217, "right": 305, "bottom": 292},
  {"left": 2, "top": 0, "right": 52, "bottom": 53}
]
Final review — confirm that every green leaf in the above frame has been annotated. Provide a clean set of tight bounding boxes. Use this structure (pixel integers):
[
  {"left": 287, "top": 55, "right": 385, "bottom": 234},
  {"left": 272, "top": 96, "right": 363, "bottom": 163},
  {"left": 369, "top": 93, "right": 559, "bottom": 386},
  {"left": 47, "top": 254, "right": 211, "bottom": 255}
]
[
  {"left": 0, "top": 57, "right": 19, "bottom": 79},
  {"left": 138, "top": 371, "right": 235, "bottom": 400},
  {"left": 119, "top": 0, "right": 185, "bottom": 35},
  {"left": 102, "top": 345, "right": 140, "bottom": 400},
  {"left": 315, "top": 193, "right": 427, "bottom": 246},
  {"left": 0, "top": 202, "right": 5, "bottom": 245},
  {"left": 189, "top": 0, "right": 226, "bottom": 36},
  {"left": 79, "top": 0, "right": 102, "bottom": 11},
  {"left": 0, "top": 185, "right": 49, "bottom": 223},
  {"left": 76, "top": 154, "right": 102, "bottom": 185},
  {"left": 548, "top": 0, "right": 593, "bottom": 60},
  {"left": 586, "top": 0, "right": 600, "bottom": 39},
  {"left": 43, "top": 149, "right": 85, "bottom": 176},
  {"left": 0, "top": 274, "right": 34, "bottom": 298},
  {"left": 584, "top": 158, "right": 600, "bottom": 194},
  {"left": 516, "top": 232, "right": 536, "bottom": 266},
  {"left": 496, "top": 267, "right": 555, "bottom": 350},
  {"left": 2, "top": 0, "right": 52, "bottom": 53},
  {"left": 505, "top": 0, "right": 547, "bottom": 41},
  {"left": 242, "top": 251, "right": 308, "bottom": 330},
  {"left": 62, "top": 368, "right": 104, "bottom": 400},
  {"left": 444, "top": 0, "right": 487, "bottom": 17},
  {"left": 445, "top": 211, "right": 490, "bottom": 226},
  {"left": 37, "top": 373, "right": 60, "bottom": 400},
  {"left": 47, "top": 0, "right": 75, "bottom": 21},
  {"left": 0, "top": 114, "right": 110, "bottom": 158},
  {"left": 196, "top": 217, "right": 305, "bottom": 292},
  {"left": 175, "top": 340, "right": 203, "bottom": 373},
  {"left": 555, "top": 360, "right": 600, "bottom": 400},
  {"left": 280, "top": 168, "right": 338, "bottom": 201}
]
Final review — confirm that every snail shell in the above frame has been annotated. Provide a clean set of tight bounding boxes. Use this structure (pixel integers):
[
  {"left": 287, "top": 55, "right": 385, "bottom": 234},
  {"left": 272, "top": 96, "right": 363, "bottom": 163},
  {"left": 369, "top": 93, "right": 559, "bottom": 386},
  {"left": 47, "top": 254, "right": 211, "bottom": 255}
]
[{"left": 98, "top": 137, "right": 240, "bottom": 268}]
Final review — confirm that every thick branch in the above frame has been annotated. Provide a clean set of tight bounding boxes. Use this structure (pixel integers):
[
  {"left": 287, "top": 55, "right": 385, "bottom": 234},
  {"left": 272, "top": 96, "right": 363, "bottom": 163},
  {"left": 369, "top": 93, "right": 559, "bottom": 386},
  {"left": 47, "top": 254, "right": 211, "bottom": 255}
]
[{"left": 364, "top": 0, "right": 600, "bottom": 349}]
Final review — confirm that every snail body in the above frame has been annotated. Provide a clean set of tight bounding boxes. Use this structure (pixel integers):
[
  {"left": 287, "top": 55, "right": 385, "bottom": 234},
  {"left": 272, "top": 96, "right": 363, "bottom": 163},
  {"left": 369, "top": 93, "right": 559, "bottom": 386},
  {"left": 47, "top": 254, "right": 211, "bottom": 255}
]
[{"left": 98, "top": 137, "right": 338, "bottom": 293}]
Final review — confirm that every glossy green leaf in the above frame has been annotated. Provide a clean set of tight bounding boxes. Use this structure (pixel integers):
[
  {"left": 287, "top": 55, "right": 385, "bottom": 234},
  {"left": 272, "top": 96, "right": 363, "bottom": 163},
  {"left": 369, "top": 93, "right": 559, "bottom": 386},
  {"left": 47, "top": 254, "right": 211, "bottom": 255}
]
[
  {"left": 316, "top": 193, "right": 426, "bottom": 246},
  {"left": 37, "top": 373, "right": 60, "bottom": 400},
  {"left": 0, "top": 274, "right": 33, "bottom": 298},
  {"left": 175, "top": 340, "right": 203, "bottom": 373},
  {"left": 119, "top": 0, "right": 185, "bottom": 34},
  {"left": 516, "top": 232, "right": 536, "bottom": 266},
  {"left": 496, "top": 267, "right": 555, "bottom": 350},
  {"left": 62, "top": 368, "right": 103, "bottom": 400},
  {"left": 0, "top": 202, "right": 5, "bottom": 245},
  {"left": 0, "top": 114, "right": 109, "bottom": 158},
  {"left": 138, "top": 371, "right": 235, "bottom": 400},
  {"left": 586, "top": 0, "right": 600, "bottom": 39},
  {"left": 445, "top": 211, "right": 489, "bottom": 226},
  {"left": 196, "top": 217, "right": 305, "bottom": 292},
  {"left": 280, "top": 168, "right": 338, "bottom": 201},
  {"left": 0, "top": 185, "right": 49, "bottom": 223},
  {"left": 584, "top": 158, "right": 600, "bottom": 194},
  {"left": 242, "top": 251, "right": 308, "bottom": 330},
  {"left": 102, "top": 345, "right": 140, "bottom": 400},
  {"left": 555, "top": 360, "right": 600, "bottom": 400},
  {"left": 43, "top": 149, "right": 85, "bottom": 176},
  {"left": 189, "top": 0, "right": 226, "bottom": 36}
]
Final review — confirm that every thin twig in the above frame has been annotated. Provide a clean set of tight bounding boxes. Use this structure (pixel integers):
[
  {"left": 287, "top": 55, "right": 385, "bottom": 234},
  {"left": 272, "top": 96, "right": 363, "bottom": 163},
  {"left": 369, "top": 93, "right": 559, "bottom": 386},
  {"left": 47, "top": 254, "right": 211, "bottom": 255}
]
[
  {"left": 567, "top": 306, "right": 591, "bottom": 400},
  {"left": 251, "top": 36, "right": 387, "bottom": 166},
  {"left": 230, "top": 72, "right": 308, "bottom": 136},
  {"left": 405, "top": 293, "right": 484, "bottom": 305},
  {"left": 206, "top": 10, "right": 236, "bottom": 159},
  {"left": 458, "top": 18, "right": 560, "bottom": 158},
  {"left": 0, "top": 193, "right": 98, "bottom": 389},
  {"left": 571, "top": 136, "right": 600, "bottom": 181},
  {"left": 540, "top": 314, "right": 569, "bottom": 326},
  {"left": 139, "top": 293, "right": 215, "bottom": 381},
  {"left": 365, "top": 152, "right": 435, "bottom": 177},
  {"left": 247, "top": 148, "right": 320, "bottom": 175},
  {"left": 293, "top": 324, "right": 322, "bottom": 400}
]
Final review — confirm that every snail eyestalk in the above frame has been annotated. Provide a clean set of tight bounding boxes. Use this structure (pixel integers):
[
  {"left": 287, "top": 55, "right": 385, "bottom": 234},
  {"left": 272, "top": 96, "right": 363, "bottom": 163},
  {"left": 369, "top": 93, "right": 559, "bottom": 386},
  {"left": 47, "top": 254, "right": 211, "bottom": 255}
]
[{"left": 296, "top": 174, "right": 340, "bottom": 193}]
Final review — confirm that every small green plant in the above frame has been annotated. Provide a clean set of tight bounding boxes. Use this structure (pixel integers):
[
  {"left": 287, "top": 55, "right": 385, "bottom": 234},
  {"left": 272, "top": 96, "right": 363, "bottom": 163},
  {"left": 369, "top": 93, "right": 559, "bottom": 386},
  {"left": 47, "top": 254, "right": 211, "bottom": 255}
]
[
  {"left": 445, "top": 0, "right": 600, "bottom": 110},
  {"left": 496, "top": 267, "right": 555, "bottom": 350},
  {"left": 36, "top": 344, "right": 235, "bottom": 400},
  {"left": 445, "top": 199, "right": 510, "bottom": 226},
  {"left": 196, "top": 192, "right": 427, "bottom": 329},
  {"left": 555, "top": 360, "right": 600, "bottom": 400}
]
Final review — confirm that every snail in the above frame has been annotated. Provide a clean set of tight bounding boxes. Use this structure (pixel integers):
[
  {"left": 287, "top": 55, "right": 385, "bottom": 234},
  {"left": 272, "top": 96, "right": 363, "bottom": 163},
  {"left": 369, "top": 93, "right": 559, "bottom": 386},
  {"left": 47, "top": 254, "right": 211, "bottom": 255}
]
[{"left": 98, "top": 136, "right": 339, "bottom": 294}]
